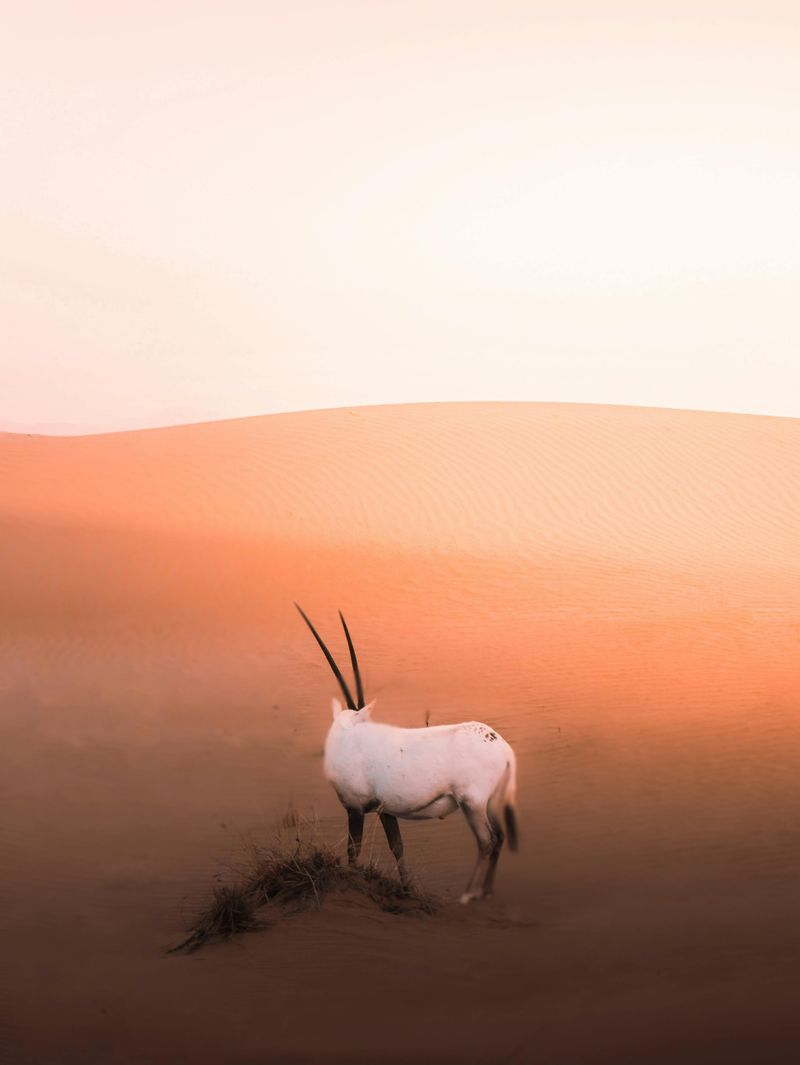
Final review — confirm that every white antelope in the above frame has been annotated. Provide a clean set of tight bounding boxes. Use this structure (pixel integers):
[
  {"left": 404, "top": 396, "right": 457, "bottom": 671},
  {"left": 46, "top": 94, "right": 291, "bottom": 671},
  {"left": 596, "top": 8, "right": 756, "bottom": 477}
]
[{"left": 296, "top": 605, "right": 518, "bottom": 903}]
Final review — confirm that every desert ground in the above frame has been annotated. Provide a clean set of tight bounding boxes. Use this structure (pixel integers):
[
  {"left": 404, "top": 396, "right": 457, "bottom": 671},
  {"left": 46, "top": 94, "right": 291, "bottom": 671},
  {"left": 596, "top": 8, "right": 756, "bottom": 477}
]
[{"left": 2, "top": 401, "right": 799, "bottom": 1064}]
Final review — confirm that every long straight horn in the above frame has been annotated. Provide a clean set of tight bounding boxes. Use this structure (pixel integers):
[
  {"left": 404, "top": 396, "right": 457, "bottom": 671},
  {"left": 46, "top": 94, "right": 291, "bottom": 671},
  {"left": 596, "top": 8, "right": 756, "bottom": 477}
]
[
  {"left": 294, "top": 603, "right": 357, "bottom": 710},
  {"left": 338, "top": 610, "right": 364, "bottom": 710}
]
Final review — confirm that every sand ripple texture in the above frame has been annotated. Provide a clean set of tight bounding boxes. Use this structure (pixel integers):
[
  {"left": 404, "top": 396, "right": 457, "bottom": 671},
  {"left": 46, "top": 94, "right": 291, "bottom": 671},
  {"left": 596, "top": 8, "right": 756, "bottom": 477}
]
[{"left": 2, "top": 402, "right": 799, "bottom": 568}]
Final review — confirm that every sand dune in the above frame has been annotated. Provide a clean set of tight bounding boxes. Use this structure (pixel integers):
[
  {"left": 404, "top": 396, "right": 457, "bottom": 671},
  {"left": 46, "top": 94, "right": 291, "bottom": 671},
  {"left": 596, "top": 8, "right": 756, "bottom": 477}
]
[
  {"left": 4, "top": 403, "right": 800, "bottom": 564},
  {"left": 2, "top": 402, "right": 799, "bottom": 1064}
]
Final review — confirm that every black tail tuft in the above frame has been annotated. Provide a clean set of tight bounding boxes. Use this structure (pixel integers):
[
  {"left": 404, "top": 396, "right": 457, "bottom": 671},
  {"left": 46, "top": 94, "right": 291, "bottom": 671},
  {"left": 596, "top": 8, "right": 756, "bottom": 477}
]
[{"left": 504, "top": 804, "right": 518, "bottom": 852}]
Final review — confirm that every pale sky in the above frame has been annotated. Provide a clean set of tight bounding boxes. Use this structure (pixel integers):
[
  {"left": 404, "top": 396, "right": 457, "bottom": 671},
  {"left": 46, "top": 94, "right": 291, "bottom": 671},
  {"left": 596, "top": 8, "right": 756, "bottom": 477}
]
[{"left": 2, "top": 1, "right": 799, "bottom": 433}]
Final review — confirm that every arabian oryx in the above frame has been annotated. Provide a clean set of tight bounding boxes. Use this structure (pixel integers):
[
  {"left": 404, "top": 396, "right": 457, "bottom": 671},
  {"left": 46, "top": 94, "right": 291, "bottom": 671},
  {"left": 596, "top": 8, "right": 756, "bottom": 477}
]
[{"left": 295, "top": 604, "right": 518, "bottom": 903}]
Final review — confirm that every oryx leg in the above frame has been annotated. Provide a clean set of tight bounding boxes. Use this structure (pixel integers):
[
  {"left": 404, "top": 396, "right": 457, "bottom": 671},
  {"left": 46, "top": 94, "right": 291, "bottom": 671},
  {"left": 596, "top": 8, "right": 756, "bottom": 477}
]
[
  {"left": 346, "top": 807, "right": 364, "bottom": 865},
  {"left": 379, "top": 811, "right": 410, "bottom": 890},
  {"left": 482, "top": 811, "right": 505, "bottom": 897},
  {"left": 460, "top": 802, "right": 498, "bottom": 904}
]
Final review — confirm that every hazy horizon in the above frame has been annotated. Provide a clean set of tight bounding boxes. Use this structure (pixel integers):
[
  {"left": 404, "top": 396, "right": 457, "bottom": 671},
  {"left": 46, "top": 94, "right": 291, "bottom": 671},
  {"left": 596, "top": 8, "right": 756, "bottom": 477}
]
[{"left": 2, "top": 396, "right": 800, "bottom": 439}]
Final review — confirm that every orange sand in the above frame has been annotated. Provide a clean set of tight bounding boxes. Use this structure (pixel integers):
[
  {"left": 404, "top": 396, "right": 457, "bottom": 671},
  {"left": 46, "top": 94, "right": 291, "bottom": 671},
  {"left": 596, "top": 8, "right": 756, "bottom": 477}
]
[{"left": 2, "top": 402, "right": 799, "bottom": 1063}]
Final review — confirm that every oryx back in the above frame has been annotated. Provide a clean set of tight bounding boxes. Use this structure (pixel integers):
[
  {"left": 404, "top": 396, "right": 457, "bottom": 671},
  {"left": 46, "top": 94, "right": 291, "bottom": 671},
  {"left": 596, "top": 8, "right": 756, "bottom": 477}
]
[{"left": 325, "top": 714, "right": 516, "bottom": 823}]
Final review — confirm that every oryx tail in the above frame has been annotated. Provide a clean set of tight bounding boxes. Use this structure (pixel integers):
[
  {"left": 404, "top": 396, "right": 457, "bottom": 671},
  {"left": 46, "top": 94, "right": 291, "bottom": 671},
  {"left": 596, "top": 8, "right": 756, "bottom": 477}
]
[{"left": 489, "top": 758, "right": 519, "bottom": 853}]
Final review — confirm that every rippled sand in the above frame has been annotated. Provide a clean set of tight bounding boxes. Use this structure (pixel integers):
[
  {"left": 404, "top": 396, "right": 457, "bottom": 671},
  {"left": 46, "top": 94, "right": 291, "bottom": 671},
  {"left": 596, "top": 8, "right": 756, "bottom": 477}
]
[{"left": 2, "top": 403, "right": 799, "bottom": 1063}]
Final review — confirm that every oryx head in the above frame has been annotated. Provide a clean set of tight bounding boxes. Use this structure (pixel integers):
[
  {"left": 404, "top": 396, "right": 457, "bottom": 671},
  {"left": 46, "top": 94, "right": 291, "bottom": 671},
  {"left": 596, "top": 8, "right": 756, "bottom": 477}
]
[{"left": 295, "top": 603, "right": 375, "bottom": 723}]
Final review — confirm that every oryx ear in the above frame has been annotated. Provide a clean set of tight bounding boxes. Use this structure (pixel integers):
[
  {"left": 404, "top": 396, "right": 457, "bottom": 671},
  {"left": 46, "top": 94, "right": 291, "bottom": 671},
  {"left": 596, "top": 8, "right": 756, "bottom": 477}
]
[
  {"left": 359, "top": 698, "right": 377, "bottom": 719},
  {"left": 331, "top": 696, "right": 345, "bottom": 720}
]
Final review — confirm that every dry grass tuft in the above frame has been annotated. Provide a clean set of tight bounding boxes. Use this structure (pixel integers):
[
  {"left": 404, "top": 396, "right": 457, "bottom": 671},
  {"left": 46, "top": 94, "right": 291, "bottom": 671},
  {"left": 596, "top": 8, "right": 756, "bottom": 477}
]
[
  {"left": 170, "top": 882, "right": 264, "bottom": 953},
  {"left": 170, "top": 822, "right": 437, "bottom": 954}
]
